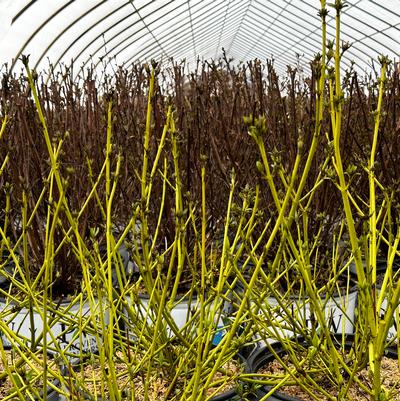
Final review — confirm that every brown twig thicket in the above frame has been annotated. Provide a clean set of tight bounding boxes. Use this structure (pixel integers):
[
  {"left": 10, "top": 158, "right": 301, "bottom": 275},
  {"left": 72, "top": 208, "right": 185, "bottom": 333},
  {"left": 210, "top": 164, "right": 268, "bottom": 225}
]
[{"left": 0, "top": 58, "right": 399, "bottom": 285}]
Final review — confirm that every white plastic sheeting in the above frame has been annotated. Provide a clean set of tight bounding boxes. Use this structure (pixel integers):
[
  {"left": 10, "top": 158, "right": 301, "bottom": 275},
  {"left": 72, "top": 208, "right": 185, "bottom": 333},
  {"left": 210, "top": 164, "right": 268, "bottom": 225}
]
[{"left": 0, "top": 0, "right": 398, "bottom": 77}]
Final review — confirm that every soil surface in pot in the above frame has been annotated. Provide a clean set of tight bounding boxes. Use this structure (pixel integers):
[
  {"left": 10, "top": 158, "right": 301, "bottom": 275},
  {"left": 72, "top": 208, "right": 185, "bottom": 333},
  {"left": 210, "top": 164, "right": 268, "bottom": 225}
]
[
  {"left": 71, "top": 352, "right": 242, "bottom": 400},
  {"left": 259, "top": 351, "right": 400, "bottom": 400},
  {"left": 0, "top": 349, "right": 60, "bottom": 398}
]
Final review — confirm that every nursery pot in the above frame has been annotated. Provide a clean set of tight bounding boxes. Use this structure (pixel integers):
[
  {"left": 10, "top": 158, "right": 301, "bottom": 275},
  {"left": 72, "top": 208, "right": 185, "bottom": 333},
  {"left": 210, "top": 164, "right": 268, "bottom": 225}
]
[
  {"left": 0, "top": 295, "right": 108, "bottom": 358},
  {"left": 0, "top": 344, "right": 62, "bottom": 401},
  {"left": 256, "top": 284, "right": 358, "bottom": 341},
  {"left": 228, "top": 258, "right": 358, "bottom": 349},
  {"left": 0, "top": 251, "right": 18, "bottom": 287},
  {"left": 122, "top": 292, "right": 229, "bottom": 345},
  {"left": 230, "top": 276, "right": 357, "bottom": 350},
  {"left": 0, "top": 246, "right": 133, "bottom": 356},
  {"left": 244, "top": 338, "right": 317, "bottom": 401},
  {"left": 209, "top": 385, "right": 275, "bottom": 401},
  {"left": 244, "top": 334, "right": 399, "bottom": 401},
  {"left": 350, "top": 258, "right": 400, "bottom": 340},
  {"left": 61, "top": 352, "right": 269, "bottom": 401}
]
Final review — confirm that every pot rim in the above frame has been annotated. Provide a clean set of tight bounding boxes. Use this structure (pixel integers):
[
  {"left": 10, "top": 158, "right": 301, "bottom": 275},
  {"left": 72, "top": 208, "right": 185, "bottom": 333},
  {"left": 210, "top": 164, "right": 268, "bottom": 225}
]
[
  {"left": 0, "top": 294, "right": 103, "bottom": 305},
  {"left": 1, "top": 344, "right": 62, "bottom": 400},
  {"left": 64, "top": 353, "right": 250, "bottom": 401},
  {"left": 232, "top": 278, "right": 358, "bottom": 304},
  {"left": 244, "top": 334, "right": 398, "bottom": 401}
]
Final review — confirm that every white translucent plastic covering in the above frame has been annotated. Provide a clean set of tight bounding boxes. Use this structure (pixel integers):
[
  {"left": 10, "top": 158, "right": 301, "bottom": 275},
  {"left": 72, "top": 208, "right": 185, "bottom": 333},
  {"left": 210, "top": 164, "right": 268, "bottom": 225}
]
[{"left": 0, "top": 0, "right": 398, "bottom": 77}]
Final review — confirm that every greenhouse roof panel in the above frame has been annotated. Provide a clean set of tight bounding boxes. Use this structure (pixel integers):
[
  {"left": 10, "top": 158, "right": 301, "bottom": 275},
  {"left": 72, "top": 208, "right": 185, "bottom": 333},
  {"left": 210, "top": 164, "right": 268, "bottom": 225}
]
[{"left": 0, "top": 0, "right": 398, "bottom": 77}]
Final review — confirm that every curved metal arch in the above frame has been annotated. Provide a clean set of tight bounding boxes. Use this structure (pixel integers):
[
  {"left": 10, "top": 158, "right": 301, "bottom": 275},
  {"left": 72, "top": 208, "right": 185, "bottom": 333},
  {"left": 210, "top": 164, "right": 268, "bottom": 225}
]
[
  {"left": 33, "top": 0, "right": 108, "bottom": 70},
  {"left": 178, "top": 34, "right": 293, "bottom": 77},
  {"left": 222, "top": 25, "right": 306, "bottom": 69},
  {"left": 121, "top": 11, "right": 246, "bottom": 68},
  {"left": 360, "top": 0, "right": 400, "bottom": 20},
  {"left": 185, "top": 0, "right": 199, "bottom": 60},
  {"left": 231, "top": 32, "right": 328, "bottom": 72},
  {"left": 55, "top": 0, "right": 180, "bottom": 76},
  {"left": 10, "top": 0, "right": 76, "bottom": 72},
  {"left": 224, "top": 42, "right": 290, "bottom": 74},
  {"left": 85, "top": 0, "right": 233, "bottom": 69},
  {"left": 118, "top": 0, "right": 399, "bottom": 73},
  {"left": 231, "top": 11, "right": 352, "bottom": 71},
  {"left": 12, "top": 0, "right": 37, "bottom": 24},
  {"left": 243, "top": 0, "right": 301, "bottom": 61},
  {"left": 117, "top": 1, "right": 328, "bottom": 79},
  {"left": 229, "top": 0, "right": 318, "bottom": 57},
  {"left": 351, "top": 1, "right": 400, "bottom": 26},
  {"left": 251, "top": 0, "right": 391, "bottom": 72},
  {"left": 108, "top": 14, "right": 243, "bottom": 72},
  {"left": 185, "top": 17, "right": 269, "bottom": 61},
  {"left": 225, "top": 0, "right": 252, "bottom": 56},
  {"left": 345, "top": 34, "right": 400, "bottom": 71},
  {"left": 89, "top": 0, "right": 246, "bottom": 73},
  {"left": 232, "top": 32, "right": 312, "bottom": 66},
  {"left": 249, "top": 1, "right": 328, "bottom": 57},
  {"left": 241, "top": 13, "right": 322, "bottom": 59},
  {"left": 245, "top": 1, "right": 321, "bottom": 60},
  {"left": 120, "top": 18, "right": 296, "bottom": 77},
  {"left": 128, "top": 1, "right": 170, "bottom": 61},
  {"left": 212, "top": 0, "right": 236, "bottom": 60},
  {"left": 188, "top": 16, "right": 249, "bottom": 59},
  {"left": 245, "top": 8, "right": 328, "bottom": 61},
  {"left": 46, "top": 1, "right": 156, "bottom": 76},
  {"left": 237, "top": 25, "right": 362, "bottom": 73},
  {"left": 78, "top": 1, "right": 188, "bottom": 74},
  {"left": 327, "top": 25, "right": 397, "bottom": 70},
  {"left": 257, "top": 0, "right": 399, "bottom": 63},
  {"left": 336, "top": 14, "right": 399, "bottom": 56},
  {"left": 118, "top": 2, "right": 247, "bottom": 66},
  {"left": 7, "top": 0, "right": 398, "bottom": 79}
]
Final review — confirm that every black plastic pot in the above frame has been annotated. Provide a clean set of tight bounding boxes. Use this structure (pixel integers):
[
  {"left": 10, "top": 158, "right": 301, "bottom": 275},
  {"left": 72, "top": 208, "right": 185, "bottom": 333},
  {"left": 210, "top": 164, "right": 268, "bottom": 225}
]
[
  {"left": 61, "top": 352, "right": 271, "bottom": 401},
  {"left": 244, "top": 334, "right": 398, "bottom": 401},
  {"left": 244, "top": 339, "right": 307, "bottom": 401},
  {"left": 61, "top": 388, "right": 269, "bottom": 401},
  {"left": 0, "top": 250, "right": 19, "bottom": 288},
  {"left": 99, "top": 243, "right": 138, "bottom": 289},
  {"left": 1, "top": 345, "right": 62, "bottom": 401},
  {"left": 348, "top": 257, "right": 388, "bottom": 277},
  {"left": 209, "top": 386, "right": 272, "bottom": 401}
]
